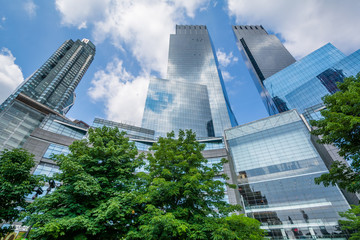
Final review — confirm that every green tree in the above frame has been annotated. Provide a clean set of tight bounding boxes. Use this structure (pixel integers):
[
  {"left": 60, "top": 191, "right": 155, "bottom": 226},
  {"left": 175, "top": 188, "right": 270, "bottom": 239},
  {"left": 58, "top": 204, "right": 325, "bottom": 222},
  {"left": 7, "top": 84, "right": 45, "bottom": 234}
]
[
  {"left": 0, "top": 148, "right": 44, "bottom": 237},
  {"left": 127, "top": 130, "right": 264, "bottom": 240},
  {"left": 25, "top": 127, "right": 144, "bottom": 239},
  {"left": 311, "top": 74, "right": 360, "bottom": 193},
  {"left": 338, "top": 205, "right": 360, "bottom": 240}
]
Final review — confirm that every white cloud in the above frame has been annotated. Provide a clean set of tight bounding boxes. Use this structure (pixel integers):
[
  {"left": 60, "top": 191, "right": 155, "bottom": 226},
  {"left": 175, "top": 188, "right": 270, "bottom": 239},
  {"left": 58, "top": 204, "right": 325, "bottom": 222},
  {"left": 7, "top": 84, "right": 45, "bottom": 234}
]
[
  {"left": 227, "top": 0, "right": 360, "bottom": 58},
  {"left": 24, "top": 0, "right": 37, "bottom": 18},
  {"left": 0, "top": 16, "right": 5, "bottom": 29},
  {"left": 56, "top": 0, "right": 211, "bottom": 123},
  {"left": 216, "top": 49, "right": 238, "bottom": 67},
  {"left": 221, "top": 70, "right": 234, "bottom": 82},
  {"left": 55, "top": 0, "right": 110, "bottom": 29},
  {"left": 216, "top": 49, "right": 238, "bottom": 82},
  {"left": 0, "top": 48, "right": 24, "bottom": 104},
  {"left": 88, "top": 58, "right": 149, "bottom": 125},
  {"left": 55, "top": 0, "right": 210, "bottom": 76}
]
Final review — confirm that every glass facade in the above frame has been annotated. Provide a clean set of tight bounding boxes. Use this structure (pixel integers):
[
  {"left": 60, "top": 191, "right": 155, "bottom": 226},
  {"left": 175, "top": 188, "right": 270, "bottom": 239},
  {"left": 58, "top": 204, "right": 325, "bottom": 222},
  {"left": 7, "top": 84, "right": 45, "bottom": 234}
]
[
  {"left": 225, "top": 110, "right": 350, "bottom": 239},
  {"left": 0, "top": 39, "right": 94, "bottom": 150},
  {"left": 33, "top": 162, "right": 61, "bottom": 177},
  {"left": 40, "top": 114, "right": 88, "bottom": 139},
  {"left": 200, "top": 139, "right": 225, "bottom": 151},
  {"left": 142, "top": 25, "right": 237, "bottom": 138},
  {"left": 263, "top": 44, "right": 360, "bottom": 121},
  {"left": 0, "top": 39, "right": 95, "bottom": 115},
  {"left": 26, "top": 162, "right": 61, "bottom": 200},
  {"left": 142, "top": 78, "right": 214, "bottom": 138},
  {"left": 233, "top": 25, "right": 296, "bottom": 115},
  {"left": 0, "top": 100, "right": 44, "bottom": 151},
  {"left": 43, "top": 143, "right": 70, "bottom": 158},
  {"left": 93, "top": 118, "right": 155, "bottom": 140}
]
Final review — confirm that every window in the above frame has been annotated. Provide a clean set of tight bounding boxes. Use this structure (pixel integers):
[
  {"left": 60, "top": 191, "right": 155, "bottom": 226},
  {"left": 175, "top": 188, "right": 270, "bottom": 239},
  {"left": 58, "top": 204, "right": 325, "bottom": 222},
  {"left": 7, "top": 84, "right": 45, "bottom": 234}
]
[{"left": 43, "top": 143, "right": 70, "bottom": 159}]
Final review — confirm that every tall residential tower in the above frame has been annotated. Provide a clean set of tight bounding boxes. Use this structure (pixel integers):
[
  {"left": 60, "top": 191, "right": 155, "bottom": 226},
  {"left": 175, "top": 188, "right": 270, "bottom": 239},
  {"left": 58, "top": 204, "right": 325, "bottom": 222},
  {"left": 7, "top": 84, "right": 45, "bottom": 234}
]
[{"left": 0, "top": 39, "right": 95, "bottom": 150}]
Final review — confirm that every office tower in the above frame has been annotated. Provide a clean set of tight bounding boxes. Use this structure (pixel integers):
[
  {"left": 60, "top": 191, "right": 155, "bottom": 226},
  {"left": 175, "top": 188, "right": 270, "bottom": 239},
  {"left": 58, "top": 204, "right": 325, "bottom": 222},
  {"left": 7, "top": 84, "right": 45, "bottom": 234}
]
[
  {"left": 232, "top": 25, "right": 296, "bottom": 115},
  {"left": 0, "top": 39, "right": 95, "bottom": 150},
  {"left": 233, "top": 25, "right": 360, "bottom": 120},
  {"left": 142, "top": 25, "right": 238, "bottom": 138},
  {"left": 263, "top": 44, "right": 360, "bottom": 122},
  {"left": 141, "top": 25, "right": 241, "bottom": 204},
  {"left": 225, "top": 110, "right": 351, "bottom": 239}
]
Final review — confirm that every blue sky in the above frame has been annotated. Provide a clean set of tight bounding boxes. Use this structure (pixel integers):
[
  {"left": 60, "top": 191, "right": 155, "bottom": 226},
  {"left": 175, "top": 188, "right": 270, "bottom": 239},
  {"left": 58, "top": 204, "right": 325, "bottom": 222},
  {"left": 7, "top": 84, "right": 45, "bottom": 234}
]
[{"left": 0, "top": 0, "right": 359, "bottom": 127}]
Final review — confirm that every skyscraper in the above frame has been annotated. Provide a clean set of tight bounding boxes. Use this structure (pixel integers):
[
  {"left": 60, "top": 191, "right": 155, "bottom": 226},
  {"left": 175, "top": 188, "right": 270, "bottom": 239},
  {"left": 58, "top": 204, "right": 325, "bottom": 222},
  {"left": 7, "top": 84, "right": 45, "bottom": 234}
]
[
  {"left": 142, "top": 25, "right": 237, "bottom": 138},
  {"left": 141, "top": 25, "right": 241, "bottom": 205},
  {"left": 233, "top": 25, "right": 360, "bottom": 120},
  {"left": 0, "top": 39, "right": 95, "bottom": 150},
  {"left": 263, "top": 43, "right": 360, "bottom": 122},
  {"left": 232, "top": 25, "right": 296, "bottom": 115},
  {"left": 232, "top": 25, "right": 359, "bottom": 238}
]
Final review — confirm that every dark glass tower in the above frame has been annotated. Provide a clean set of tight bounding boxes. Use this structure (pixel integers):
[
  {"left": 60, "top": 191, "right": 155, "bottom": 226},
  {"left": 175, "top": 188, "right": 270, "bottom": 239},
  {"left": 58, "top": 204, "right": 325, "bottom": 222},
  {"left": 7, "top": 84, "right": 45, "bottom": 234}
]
[
  {"left": 0, "top": 39, "right": 95, "bottom": 150},
  {"left": 142, "top": 25, "right": 237, "bottom": 138},
  {"left": 232, "top": 25, "right": 296, "bottom": 115}
]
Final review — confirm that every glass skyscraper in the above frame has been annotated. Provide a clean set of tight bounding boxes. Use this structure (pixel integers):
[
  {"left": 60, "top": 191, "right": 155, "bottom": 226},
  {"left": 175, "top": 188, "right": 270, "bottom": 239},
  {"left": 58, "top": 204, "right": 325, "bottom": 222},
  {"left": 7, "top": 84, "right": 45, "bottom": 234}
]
[
  {"left": 0, "top": 39, "right": 95, "bottom": 150},
  {"left": 225, "top": 110, "right": 351, "bottom": 239},
  {"left": 233, "top": 25, "right": 360, "bottom": 120},
  {"left": 142, "top": 25, "right": 237, "bottom": 138},
  {"left": 232, "top": 25, "right": 296, "bottom": 115},
  {"left": 263, "top": 44, "right": 360, "bottom": 122},
  {"left": 141, "top": 25, "right": 241, "bottom": 205}
]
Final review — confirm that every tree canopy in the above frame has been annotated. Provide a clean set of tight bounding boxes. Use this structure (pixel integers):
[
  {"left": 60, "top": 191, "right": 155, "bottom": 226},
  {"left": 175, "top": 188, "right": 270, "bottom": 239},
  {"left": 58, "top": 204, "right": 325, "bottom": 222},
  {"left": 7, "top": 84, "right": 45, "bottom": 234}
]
[
  {"left": 0, "top": 148, "right": 44, "bottom": 237},
  {"left": 311, "top": 74, "right": 360, "bottom": 193},
  {"left": 25, "top": 127, "right": 264, "bottom": 239},
  {"left": 25, "top": 126, "right": 145, "bottom": 239},
  {"left": 127, "top": 130, "right": 264, "bottom": 240},
  {"left": 338, "top": 205, "right": 360, "bottom": 240}
]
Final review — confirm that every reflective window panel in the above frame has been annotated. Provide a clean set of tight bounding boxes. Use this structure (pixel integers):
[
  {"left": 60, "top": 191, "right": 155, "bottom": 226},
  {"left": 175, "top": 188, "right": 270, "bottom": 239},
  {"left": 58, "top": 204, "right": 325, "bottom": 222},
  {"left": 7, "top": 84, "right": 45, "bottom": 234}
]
[{"left": 225, "top": 110, "right": 350, "bottom": 239}]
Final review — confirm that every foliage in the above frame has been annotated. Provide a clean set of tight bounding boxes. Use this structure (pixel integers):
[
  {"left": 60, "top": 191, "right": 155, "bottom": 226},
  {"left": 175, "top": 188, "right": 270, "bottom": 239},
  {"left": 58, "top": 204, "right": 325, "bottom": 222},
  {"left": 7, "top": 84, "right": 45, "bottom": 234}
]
[
  {"left": 339, "top": 205, "right": 360, "bottom": 240},
  {"left": 127, "top": 130, "right": 264, "bottom": 240},
  {"left": 24, "top": 126, "right": 144, "bottom": 239},
  {"left": 0, "top": 148, "right": 44, "bottom": 237},
  {"left": 311, "top": 74, "right": 360, "bottom": 193}
]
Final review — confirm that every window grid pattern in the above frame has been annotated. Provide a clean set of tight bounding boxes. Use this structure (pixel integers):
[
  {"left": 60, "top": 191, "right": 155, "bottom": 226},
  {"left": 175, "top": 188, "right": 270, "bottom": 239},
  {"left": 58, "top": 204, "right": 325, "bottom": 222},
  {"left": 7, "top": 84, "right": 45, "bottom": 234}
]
[
  {"left": 26, "top": 162, "right": 61, "bottom": 200},
  {"left": 225, "top": 110, "right": 350, "bottom": 238},
  {"left": 0, "top": 101, "right": 44, "bottom": 151},
  {"left": 93, "top": 118, "right": 155, "bottom": 140},
  {"left": 40, "top": 116, "right": 86, "bottom": 139},
  {"left": 233, "top": 25, "right": 296, "bottom": 115},
  {"left": 142, "top": 26, "right": 237, "bottom": 138},
  {"left": 264, "top": 44, "right": 360, "bottom": 119},
  {"left": 43, "top": 143, "right": 70, "bottom": 158},
  {"left": 202, "top": 141, "right": 224, "bottom": 151},
  {"left": 142, "top": 78, "right": 214, "bottom": 138}
]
